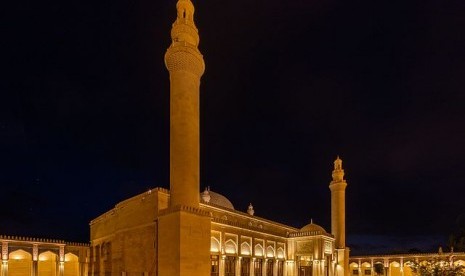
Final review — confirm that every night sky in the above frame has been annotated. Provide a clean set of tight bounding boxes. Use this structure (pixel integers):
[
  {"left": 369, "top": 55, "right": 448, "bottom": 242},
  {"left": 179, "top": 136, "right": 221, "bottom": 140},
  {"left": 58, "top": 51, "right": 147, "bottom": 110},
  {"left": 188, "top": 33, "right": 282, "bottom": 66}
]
[{"left": 3, "top": 0, "right": 465, "bottom": 255}]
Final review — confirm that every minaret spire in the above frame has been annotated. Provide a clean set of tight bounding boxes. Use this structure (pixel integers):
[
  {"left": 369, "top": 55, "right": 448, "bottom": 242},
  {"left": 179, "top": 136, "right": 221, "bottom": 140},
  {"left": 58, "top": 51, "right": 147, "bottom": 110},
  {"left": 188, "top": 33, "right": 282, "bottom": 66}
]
[
  {"left": 171, "top": 0, "right": 200, "bottom": 46},
  {"left": 165, "top": 0, "right": 204, "bottom": 78},
  {"left": 332, "top": 155, "right": 345, "bottom": 182}
]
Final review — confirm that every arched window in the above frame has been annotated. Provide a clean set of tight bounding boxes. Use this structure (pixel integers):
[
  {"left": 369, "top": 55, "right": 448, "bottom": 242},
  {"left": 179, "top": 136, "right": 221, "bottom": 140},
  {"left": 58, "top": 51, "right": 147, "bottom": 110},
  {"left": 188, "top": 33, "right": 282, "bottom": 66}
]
[
  {"left": 266, "top": 246, "right": 275, "bottom": 258},
  {"left": 224, "top": 239, "right": 237, "bottom": 254},
  {"left": 255, "top": 244, "right": 264, "bottom": 257},
  {"left": 211, "top": 237, "right": 220, "bottom": 253},
  {"left": 241, "top": 242, "right": 251, "bottom": 256}
]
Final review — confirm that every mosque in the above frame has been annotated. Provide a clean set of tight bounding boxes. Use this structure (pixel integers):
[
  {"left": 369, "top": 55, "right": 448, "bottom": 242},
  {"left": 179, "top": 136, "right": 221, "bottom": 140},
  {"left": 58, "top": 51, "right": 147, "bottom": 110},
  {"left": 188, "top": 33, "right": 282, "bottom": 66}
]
[
  {"left": 0, "top": 0, "right": 348, "bottom": 275},
  {"left": 87, "top": 158, "right": 348, "bottom": 276},
  {"left": 87, "top": 0, "right": 350, "bottom": 275},
  {"left": 87, "top": 0, "right": 349, "bottom": 275},
  {"left": 2, "top": 0, "right": 463, "bottom": 276}
]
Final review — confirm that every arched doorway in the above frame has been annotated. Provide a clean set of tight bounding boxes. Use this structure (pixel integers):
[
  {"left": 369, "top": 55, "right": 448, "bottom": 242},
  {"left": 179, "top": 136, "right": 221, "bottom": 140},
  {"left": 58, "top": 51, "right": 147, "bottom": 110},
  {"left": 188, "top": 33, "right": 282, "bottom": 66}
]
[
  {"left": 64, "top": 253, "right": 79, "bottom": 276},
  {"left": 299, "top": 256, "right": 312, "bottom": 276},
  {"left": 38, "top": 251, "right": 58, "bottom": 276},
  {"left": 9, "top": 249, "right": 32, "bottom": 276}
]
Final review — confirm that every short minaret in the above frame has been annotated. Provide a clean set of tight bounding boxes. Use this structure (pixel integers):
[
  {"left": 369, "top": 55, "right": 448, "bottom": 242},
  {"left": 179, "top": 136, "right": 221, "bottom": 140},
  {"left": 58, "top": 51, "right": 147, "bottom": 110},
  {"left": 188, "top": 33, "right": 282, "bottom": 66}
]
[
  {"left": 165, "top": 0, "right": 205, "bottom": 208},
  {"left": 330, "top": 156, "right": 346, "bottom": 248},
  {"left": 158, "top": 1, "right": 210, "bottom": 275},
  {"left": 329, "top": 156, "right": 349, "bottom": 276},
  {"left": 201, "top": 186, "right": 211, "bottom": 203},
  {"left": 247, "top": 203, "right": 255, "bottom": 216}
]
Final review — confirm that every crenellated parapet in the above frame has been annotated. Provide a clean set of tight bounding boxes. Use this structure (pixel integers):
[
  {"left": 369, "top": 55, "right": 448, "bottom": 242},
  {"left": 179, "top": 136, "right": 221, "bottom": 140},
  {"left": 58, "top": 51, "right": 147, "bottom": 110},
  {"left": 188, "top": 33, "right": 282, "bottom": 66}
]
[
  {"left": 0, "top": 234, "right": 89, "bottom": 276},
  {"left": 0, "top": 235, "right": 65, "bottom": 244},
  {"left": 159, "top": 204, "right": 211, "bottom": 217}
]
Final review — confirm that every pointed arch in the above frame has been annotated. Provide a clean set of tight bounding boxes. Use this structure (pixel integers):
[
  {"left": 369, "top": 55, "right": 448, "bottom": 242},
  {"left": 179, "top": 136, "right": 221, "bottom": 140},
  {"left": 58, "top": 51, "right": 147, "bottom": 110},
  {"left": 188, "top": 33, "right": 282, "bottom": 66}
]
[
  {"left": 254, "top": 244, "right": 264, "bottom": 257},
  {"left": 39, "top": 251, "right": 58, "bottom": 276},
  {"left": 65, "top": 252, "right": 78, "bottom": 262},
  {"left": 403, "top": 261, "right": 413, "bottom": 276},
  {"left": 211, "top": 237, "right": 220, "bottom": 253},
  {"left": 224, "top": 239, "right": 237, "bottom": 254},
  {"left": 8, "top": 249, "right": 32, "bottom": 276},
  {"left": 64, "top": 253, "right": 79, "bottom": 276},
  {"left": 241, "top": 242, "right": 251, "bottom": 256},
  {"left": 9, "top": 249, "right": 32, "bottom": 260},
  {"left": 350, "top": 262, "right": 359, "bottom": 276},
  {"left": 389, "top": 261, "right": 401, "bottom": 276},
  {"left": 277, "top": 247, "right": 285, "bottom": 259},
  {"left": 266, "top": 246, "right": 275, "bottom": 258},
  {"left": 390, "top": 261, "right": 400, "bottom": 268}
]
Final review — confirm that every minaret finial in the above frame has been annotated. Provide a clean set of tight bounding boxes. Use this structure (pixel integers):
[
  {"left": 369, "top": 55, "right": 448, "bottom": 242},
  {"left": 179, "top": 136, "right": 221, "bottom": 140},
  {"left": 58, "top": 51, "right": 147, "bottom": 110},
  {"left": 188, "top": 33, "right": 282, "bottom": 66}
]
[
  {"left": 247, "top": 203, "right": 255, "bottom": 216},
  {"left": 201, "top": 186, "right": 211, "bottom": 203},
  {"left": 165, "top": 0, "right": 204, "bottom": 77},
  {"left": 171, "top": 0, "right": 200, "bottom": 47},
  {"left": 332, "top": 155, "right": 344, "bottom": 181}
]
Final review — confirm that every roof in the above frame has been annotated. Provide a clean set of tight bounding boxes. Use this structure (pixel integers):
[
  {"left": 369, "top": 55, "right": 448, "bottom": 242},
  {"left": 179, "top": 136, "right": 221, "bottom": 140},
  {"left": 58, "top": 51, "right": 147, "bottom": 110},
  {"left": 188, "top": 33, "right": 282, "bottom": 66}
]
[
  {"left": 300, "top": 221, "right": 327, "bottom": 234},
  {"left": 201, "top": 190, "right": 235, "bottom": 210}
]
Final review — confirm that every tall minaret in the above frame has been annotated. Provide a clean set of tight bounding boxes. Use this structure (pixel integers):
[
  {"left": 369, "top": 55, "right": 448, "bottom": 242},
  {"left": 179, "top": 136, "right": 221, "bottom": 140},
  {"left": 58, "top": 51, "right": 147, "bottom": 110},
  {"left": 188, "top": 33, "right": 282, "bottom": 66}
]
[
  {"left": 158, "top": 1, "right": 210, "bottom": 275},
  {"left": 329, "top": 156, "right": 349, "bottom": 276},
  {"left": 165, "top": 0, "right": 205, "bottom": 208}
]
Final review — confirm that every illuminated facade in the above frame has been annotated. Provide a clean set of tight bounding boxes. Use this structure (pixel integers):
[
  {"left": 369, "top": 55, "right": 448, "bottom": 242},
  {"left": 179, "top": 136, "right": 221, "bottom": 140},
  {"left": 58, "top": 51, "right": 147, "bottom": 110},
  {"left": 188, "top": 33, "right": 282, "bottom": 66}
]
[
  {"left": 0, "top": 235, "right": 88, "bottom": 276},
  {"left": 349, "top": 251, "right": 465, "bottom": 276},
  {"left": 89, "top": 0, "right": 349, "bottom": 275},
  {"left": 89, "top": 171, "right": 347, "bottom": 276}
]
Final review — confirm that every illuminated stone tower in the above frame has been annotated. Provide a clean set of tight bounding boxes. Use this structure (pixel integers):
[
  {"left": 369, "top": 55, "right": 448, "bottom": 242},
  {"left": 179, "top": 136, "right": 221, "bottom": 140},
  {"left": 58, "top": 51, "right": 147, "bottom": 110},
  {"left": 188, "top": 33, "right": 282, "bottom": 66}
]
[
  {"left": 165, "top": 0, "right": 205, "bottom": 208},
  {"left": 329, "top": 156, "right": 349, "bottom": 276},
  {"left": 158, "top": 0, "right": 211, "bottom": 275}
]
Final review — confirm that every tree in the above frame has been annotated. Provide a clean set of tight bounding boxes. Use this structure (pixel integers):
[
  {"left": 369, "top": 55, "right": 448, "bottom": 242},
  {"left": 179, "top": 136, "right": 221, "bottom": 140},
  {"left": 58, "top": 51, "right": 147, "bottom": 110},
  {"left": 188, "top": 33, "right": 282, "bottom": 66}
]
[
  {"left": 449, "top": 214, "right": 465, "bottom": 252},
  {"left": 374, "top": 263, "right": 385, "bottom": 276},
  {"left": 407, "top": 259, "right": 465, "bottom": 276}
]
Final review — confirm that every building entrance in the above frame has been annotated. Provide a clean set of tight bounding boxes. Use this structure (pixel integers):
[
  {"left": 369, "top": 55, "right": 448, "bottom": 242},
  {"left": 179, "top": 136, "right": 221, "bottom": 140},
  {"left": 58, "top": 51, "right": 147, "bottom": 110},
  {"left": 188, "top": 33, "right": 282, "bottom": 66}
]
[{"left": 299, "top": 266, "right": 312, "bottom": 276}]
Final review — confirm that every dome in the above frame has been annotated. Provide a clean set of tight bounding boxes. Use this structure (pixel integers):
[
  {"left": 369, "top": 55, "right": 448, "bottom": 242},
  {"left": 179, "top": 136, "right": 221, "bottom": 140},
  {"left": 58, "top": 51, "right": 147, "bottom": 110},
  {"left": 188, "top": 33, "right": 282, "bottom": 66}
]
[
  {"left": 200, "top": 189, "right": 235, "bottom": 210},
  {"left": 300, "top": 221, "right": 327, "bottom": 234}
]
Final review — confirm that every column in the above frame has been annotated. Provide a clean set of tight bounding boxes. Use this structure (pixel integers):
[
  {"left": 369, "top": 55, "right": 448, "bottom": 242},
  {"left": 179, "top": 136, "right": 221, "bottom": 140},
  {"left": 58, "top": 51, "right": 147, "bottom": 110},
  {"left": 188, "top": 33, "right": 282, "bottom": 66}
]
[
  {"left": 1, "top": 242, "right": 8, "bottom": 276},
  {"left": 251, "top": 258, "right": 255, "bottom": 276},
  {"left": 274, "top": 259, "right": 278, "bottom": 276},
  {"left": 400, "top": 258, "right": 404, "bottom": 276},
  {"left": 313, "top": 260, "right": 319, "bottom": 276},
  {"left": 32, "top": 244, "right": 38, "bottom": 276},
  {"left": 1, "top": 260, "right": 6, "bottom": 276},
  {"left": 79, "top": 261, "right": 88, "bottom": 276},
  {"left": 59, "top": 246, "right": 64, "bottom": 276},
  {"left": 264, "top": 259, "right": 268, "bottom": 276},
  {"left": 371, "top": 259, "right": 374, "bottom": 276},
  {"left": 220, "top": 255, "right": 225, "bottom": 276},
  {"left": 237, "top": 257, "right": 241, "bottom": 276},
  {"left": 89, "top": 246, "right": 94, "bottom": 276}
]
